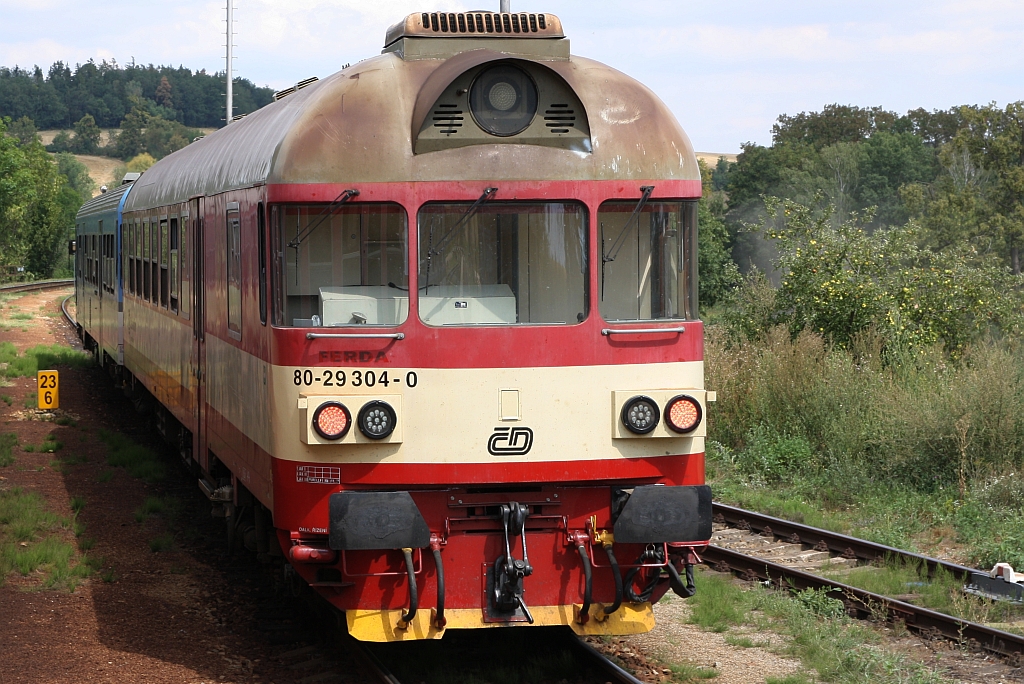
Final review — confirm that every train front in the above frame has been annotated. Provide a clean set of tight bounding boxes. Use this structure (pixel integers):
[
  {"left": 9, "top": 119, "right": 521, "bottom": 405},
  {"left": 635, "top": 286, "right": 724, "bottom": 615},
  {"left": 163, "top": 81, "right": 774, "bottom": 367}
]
[{"left": 266, "top": 11, "right": 711, "bottom": 641}]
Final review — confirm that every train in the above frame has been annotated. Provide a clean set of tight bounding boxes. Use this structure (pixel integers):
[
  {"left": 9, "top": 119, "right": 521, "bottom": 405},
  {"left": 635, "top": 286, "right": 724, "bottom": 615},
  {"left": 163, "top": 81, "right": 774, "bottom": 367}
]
[{"left": 73, "top": 9, "right": 713, "bottom": 642}]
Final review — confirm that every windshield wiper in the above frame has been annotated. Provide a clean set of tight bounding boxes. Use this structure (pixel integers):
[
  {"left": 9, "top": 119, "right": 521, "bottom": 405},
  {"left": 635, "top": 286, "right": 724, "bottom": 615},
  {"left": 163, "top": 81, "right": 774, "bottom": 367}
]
[
  {"left": 429, "top": 187, "right": 498, "bottom": 257},
  {"left": 602, "top": 185, "right": 654, "bottom": 263},
  {"left": 424, "top": 187, "right": 497, "bottom": 293},
  {"left": 287, "top": 188, "right": 359, "bottom": 250}
]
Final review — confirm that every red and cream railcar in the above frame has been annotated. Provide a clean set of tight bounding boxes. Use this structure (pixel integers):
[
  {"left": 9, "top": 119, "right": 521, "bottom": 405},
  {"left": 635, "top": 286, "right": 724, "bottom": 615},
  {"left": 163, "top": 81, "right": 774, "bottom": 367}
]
[{"left": 78, "top": 11, "right": 713, "bottom": 642}]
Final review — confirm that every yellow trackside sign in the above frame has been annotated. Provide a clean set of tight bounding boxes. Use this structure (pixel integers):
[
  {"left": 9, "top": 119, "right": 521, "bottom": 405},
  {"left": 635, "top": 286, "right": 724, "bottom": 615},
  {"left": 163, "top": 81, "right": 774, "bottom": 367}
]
[{"left": 37, "top": 371, "right": 58, "bottom": 410}]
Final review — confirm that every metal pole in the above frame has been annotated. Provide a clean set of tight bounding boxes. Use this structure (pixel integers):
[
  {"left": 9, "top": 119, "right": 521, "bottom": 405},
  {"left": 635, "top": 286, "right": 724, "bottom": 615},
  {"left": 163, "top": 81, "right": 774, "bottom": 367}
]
[
  {"left": 500, "top": 0, "right": 510, "bottom": 12},
  {"left": 226, "top": 0, "right": 234, "bottom": 124}
]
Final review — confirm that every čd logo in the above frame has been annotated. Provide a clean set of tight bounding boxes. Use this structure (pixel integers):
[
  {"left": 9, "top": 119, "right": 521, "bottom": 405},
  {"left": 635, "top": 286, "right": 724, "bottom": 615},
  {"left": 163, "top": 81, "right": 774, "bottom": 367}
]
[{"left": 487, "top": 427, "right": 534, "bottom": 455}]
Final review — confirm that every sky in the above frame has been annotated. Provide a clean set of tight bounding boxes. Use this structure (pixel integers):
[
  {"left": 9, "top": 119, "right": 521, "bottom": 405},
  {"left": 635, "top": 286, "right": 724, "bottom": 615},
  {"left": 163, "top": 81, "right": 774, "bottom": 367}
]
[{"left": 1, "top": 0, "right": 1022, "bottom": 152}]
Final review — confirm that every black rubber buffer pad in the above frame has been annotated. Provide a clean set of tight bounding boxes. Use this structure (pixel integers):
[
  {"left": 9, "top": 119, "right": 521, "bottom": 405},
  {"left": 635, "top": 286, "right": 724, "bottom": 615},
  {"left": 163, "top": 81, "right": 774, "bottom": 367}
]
[
  {"left": 329, "top": 491, "right": 431, "bottom": 550},
  {"left": 613, "top": 484, "right": 713, "bottom": 544}
]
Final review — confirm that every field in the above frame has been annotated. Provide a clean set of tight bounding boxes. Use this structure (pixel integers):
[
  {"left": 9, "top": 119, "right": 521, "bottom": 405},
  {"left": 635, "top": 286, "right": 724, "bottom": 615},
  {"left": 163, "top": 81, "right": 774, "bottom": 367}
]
[{"left": 38, "top": 129, "right": 217, "bottom": 196}]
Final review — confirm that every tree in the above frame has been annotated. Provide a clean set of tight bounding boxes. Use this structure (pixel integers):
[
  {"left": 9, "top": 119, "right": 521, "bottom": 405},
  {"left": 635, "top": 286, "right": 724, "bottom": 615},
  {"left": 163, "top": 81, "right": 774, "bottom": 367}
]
[
  {"left": 952, "top": 102, "right": 1024, "bottom": 274},
  {"left": 154, "top": 75, "right": 173, "bottom": 109},
  {"left": 70, "top": 113, "right": 101, "bottom": 154},
  {"left": 7, "top": 116, "right": 38, "bottom": 146},
  {"left": 113, "top": 106, "right": 148, "bottom": 159},
  {"left": 697, "top": 160, "right": 740, "bottom": 309},
  {"left": 0, "top": 118, "right": 73, "bottom": 279},
  {"left": 753, "top": 196, "right": 1023, "bottom": 353},
  {"left": 55, "top": 152, "right": 95, "bottom": 202}
]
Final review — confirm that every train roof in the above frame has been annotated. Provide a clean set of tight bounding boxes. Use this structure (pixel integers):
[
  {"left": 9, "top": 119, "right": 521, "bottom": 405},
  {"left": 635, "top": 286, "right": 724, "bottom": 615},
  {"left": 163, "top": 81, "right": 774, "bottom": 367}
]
[
  {"left": 125, "top": 12, "right": 699, "bottom": 212},
  {"left": 78, "top": 181, "right": 133, "bottom": 219}
]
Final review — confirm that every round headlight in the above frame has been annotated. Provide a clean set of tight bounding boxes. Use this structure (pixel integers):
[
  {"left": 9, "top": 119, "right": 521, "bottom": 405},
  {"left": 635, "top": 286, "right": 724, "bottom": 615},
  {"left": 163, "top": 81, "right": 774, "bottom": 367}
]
[
  {"left": 312, "top": 402, "right": 351, "bottom": 440},
  {"left": 621, "top": 396, "right": 660, "bottom": 435},
  {"left": 664, "top": 395, "right": 702, "bottom": 434},
  {"left": 358, "top": 400, "right": 397, "bottom": 440},
  {"left": 469, "top": 64, "right": 538, "bottom": 137}
]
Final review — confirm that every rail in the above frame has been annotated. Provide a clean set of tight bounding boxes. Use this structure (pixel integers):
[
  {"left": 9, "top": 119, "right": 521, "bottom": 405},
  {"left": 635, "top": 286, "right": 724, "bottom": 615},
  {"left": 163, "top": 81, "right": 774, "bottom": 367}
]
[
  {"left": 61, "top": 294, "right": 77, "bottom": 328},
  {"left": 702, "top": 544, "right": 1024, "bottom": 663},
  {"left": 0, "top": 278, "right": 74, "bottom": 295},
  {"left": 712, "top": 503, "right": 977, "bottom": 581}
]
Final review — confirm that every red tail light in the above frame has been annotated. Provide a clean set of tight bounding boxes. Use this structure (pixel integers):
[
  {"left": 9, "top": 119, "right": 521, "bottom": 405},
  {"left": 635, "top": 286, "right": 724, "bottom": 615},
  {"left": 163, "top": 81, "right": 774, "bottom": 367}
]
[
  {"left": 313, "top": 402, "right": 351, "bottom": 440},
  {"left": 664, "top": 395, "right": 701, "bottom": 434}
]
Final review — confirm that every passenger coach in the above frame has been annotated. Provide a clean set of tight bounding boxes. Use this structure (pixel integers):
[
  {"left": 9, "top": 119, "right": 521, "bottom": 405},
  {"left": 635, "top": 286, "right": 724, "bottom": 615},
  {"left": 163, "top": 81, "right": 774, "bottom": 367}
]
[{"left": 75, "top": 9, "right": 713, "bottom": 642}]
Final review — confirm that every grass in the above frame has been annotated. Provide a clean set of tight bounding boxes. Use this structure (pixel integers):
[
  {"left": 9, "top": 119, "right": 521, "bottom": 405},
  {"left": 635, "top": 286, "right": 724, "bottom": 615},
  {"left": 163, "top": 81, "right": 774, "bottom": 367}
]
[
  {"left": 0, "top": 487, "right": 91, "bottom": 590},
  {"left": 0, "top": 394, "right": 12, "bottom": 405},
  {"left": 77, "top": 537, "right": 95, "bottom": 551},
  {"left": 705, "top": 327, "right": 1024, "bottom": 571},
  {"left": 69, "top": 496, "right": 85, "bottom": 514},
  {"left": 0, "top": 433, "right": 17, "bottom": 466},
  {"left": 668, "top": 662, "right": 719, "bottom": 681},
  {"left": 54, "top": 416, "right": 77, "bottom": 427},
  {"left": 9, "top": 312, "right": 32, "bottom": 320},
  {"left": 821, "top": 558, "right": 1024, "bottom": 627},
  {"left": 98, "top": 429, "right": 165, "bottom": 482},
  {"left": 148, "top": 534, "right": 174, "bottom": 553},
  {"left": 134, "top": 496, "right": 167, "bottom": 522},
  {"left": 680, "top": 570, "right": 949, "bottom": 683},
  {"left": 24, "top": 434, "right": 63, "bottom": 454},
  {"left": 97, "top": 469, "right": 114, "bottom": 483},
  {"left": 0, "top": 341, "right": 91, "bottom": 380}
]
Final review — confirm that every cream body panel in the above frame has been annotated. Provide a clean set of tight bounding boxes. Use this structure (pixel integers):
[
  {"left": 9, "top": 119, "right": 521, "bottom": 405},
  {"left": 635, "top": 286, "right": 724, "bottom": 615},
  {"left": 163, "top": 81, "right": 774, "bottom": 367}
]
[
  {"left": 206, "top": 334, "right": 273, "bottom": 452},
  {"left": 270, "top": 361, "right": 705, "bottom": 464}
]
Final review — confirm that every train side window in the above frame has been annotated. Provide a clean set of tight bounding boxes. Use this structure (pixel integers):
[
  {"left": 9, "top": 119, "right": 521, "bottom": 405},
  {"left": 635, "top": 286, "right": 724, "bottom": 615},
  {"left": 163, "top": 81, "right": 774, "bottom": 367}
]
[
  {"left": 143, "top": 221, "right": 151, "bottom": 302},
  {"left": 136, "top": 222, "right": 143, "bottom": 299},
  {"left": 258, "top": 203, "right": 267, "bottom": 325},
  {"left": 151, "top": 219, "right": 159, "bottom": 304},
  {"left": 227, "top": 209, "right": 242, "bottom": 338},
  {"left": 169, "top": 217, "right": 179, "bottom": 313},
  {"left": 597, "top": 199, "right": 697, "bottom": 322},
  {"left": 126, "top": 221, "right": 133, "bottom": 295},
  {"left": 180, "top": 216, "right": 190, "bottom": 318},
  {"left": 91, "top": 235, "right": 97, "bottom": 287},
  {"left": 270, "top": 206, "right": 283, "bottom": 326},
  {"left": 275, "top": 203, "right": 408, "bottom": 327},
  {"left": 98, "top": 221, "right": 105, "bottom": 293},
  {"left": 160, "top": 219, "right": 169, "bottom": 308}
]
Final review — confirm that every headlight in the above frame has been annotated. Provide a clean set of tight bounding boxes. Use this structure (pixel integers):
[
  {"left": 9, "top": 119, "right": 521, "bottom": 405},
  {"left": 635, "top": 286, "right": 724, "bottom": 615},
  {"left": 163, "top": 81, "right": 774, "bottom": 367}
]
[
  {"left": 621, "top": 395, "right": 660, "bottom": 435},
  {"left": 664, "top": 395, "right": 702, "bottom": 434},
  {"left": 358, "top": 400, "right": 397, "bottom": 440},
  {"left": 312, "top": 402, "right": 351, "bottom": 440},
  {"left": 469, "top": 64, "right": 538, "bottom": 137}
]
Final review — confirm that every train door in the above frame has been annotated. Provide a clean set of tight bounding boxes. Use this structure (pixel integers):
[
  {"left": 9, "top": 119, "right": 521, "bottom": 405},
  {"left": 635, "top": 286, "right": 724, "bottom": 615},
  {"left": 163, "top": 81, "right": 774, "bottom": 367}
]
[{"left": 190, "top": 197, "right": 209, "bottom": 472}]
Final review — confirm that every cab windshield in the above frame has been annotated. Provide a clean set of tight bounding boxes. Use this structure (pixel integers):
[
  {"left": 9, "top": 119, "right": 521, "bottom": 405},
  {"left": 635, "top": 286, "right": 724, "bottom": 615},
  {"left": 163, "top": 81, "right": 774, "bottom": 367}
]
[
  {"left": 417, "top": 202, "right": 587, "bottom": 326},
  {"left": 272, "top": 203, "right": 408, "bottom": 327},
  {"left": 598, "top": 200, "right": 698, "bottom": 321}
]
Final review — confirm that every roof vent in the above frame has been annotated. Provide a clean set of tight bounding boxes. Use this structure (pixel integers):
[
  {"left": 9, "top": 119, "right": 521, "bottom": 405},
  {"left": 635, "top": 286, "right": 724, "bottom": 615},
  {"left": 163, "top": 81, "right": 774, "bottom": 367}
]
[
  {"left": 385, "top": 12, "right": 563, "bottom": 47},
  {"left": 274, "top": 77, "right": 319, "bottom": 101},
  {"left": 121, "top": 172, "right": 142, "bottom": 185},
  {"left": 231, "top": 113, "right": 248, "bottom": 122}
]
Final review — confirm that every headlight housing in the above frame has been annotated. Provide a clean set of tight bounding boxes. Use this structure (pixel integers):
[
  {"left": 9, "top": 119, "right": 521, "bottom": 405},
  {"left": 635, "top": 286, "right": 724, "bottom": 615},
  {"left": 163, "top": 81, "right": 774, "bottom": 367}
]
[
  {"left": 358, "top": 400, "right": 397, "bottom": 440},
  {"left": 620, "top": 395, "right": 660, "bottom": 435},
  {"left": 470, "top": 64, "right": 538, "bottom": 137}
]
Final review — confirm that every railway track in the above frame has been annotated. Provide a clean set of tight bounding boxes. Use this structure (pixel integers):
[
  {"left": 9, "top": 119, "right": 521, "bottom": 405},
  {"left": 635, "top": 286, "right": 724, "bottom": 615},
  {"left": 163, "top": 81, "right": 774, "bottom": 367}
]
[
  {"left": 263, "top": 616, "right": 648, "bottom": 684},
  {"left": 706, "top": 502, "right": 1024, "bottom": 664},
  {"left": 0, "top": 278, "right": 74, "bottom": 295},
  {"left": 350, "top": 629, "right": 649, "bottom": 684}
]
